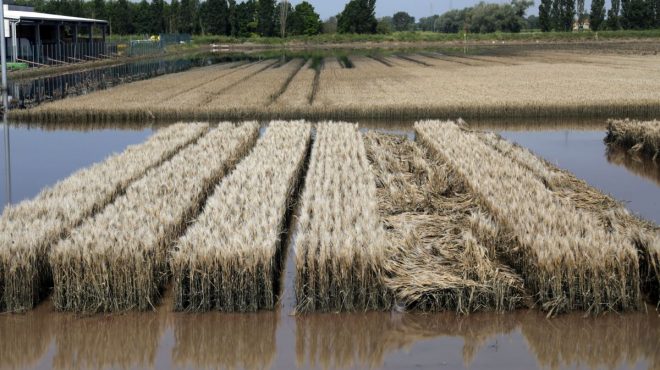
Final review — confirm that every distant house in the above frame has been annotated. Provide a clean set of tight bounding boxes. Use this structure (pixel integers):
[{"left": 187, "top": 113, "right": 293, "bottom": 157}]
[
  {"left": 573, "top": 19, "right": 591, "bottom": 32},
  {"left": 3, "top": 4, "right": 108, "bottom": 64}
]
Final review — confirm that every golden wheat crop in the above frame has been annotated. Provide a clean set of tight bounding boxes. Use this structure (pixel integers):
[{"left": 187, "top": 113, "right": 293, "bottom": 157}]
[
  {"left": 171, "top": 120, "right": 311, "bottom": 312},
  {"left": 49, "top": 122, "right": 259, "bottom": 312},
  {"left": 415, "top": 120, "right": 642, "bottom": 314},
  {"left": 0, "top": 123, "right": 207, "bottom": 312},
  {"left": 479, "top": 129, "right": 660, "bottom": 307},
  {"left": 12, "top": 52, "right": 660, "bottom": 123},
  {"left": 295, "top": 122, "right": 392, "bottom": 312}
]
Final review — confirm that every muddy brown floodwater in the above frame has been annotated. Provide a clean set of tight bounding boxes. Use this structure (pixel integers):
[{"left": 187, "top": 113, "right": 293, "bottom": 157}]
[{"left": 1, "top": 119, "right": 659, "bottom": 370}]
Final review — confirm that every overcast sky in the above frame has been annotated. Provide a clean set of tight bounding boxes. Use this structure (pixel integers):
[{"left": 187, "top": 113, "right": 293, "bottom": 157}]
[{"left": 271, "top": 1, "right": 612, "bottom": 20}]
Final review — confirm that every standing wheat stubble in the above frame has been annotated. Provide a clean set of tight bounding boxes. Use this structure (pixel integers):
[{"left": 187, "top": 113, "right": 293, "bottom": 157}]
[
  {"left": 0, "top": 123, "right": 208, "bottom": 312},
  {"left": 415, "top": 120, "right": 642, "bottom": 314},
  {"left": 479, "top": 129, "right": 660, "bottom": 306},
  {"left": 49, "top": 122, "right": 260, "bottom": 312},
  {"left": 295, "top": 122, "right": 392, "bottom": 312},
  {"left": 171, "top": 120, "right": 312, "bottom": 312}
]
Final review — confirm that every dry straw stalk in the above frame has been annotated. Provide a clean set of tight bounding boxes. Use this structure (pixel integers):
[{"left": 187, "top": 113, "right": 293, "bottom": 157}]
[
  {"left": 415, "top": 120, "right": 642, "bottom": 314},
  {"left": 364, "top": 132, "right": 525, "bottom": 313},
  {"left": 0, "top": 123, "right": 207, "bottom": 312},
  {"left": 171, "top": 120, "right": 311, "bottom": 312},
  {"left": 605, "top": 119, "right": 660, "bottom": 161},
  {"left": 49, "top": 122, "right": 259, "bottom": 312},
  {"left": 295, "top": 122, "right": 392, "bottom": 312}
]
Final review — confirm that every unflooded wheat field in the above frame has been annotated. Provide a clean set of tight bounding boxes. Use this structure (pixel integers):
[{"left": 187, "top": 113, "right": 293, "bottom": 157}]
[
  {"left": 1, "top": 45, "right": 660, "bottom": 370},
  {"left": 10, "top": 48, "right": 660, "bottom": 123}
]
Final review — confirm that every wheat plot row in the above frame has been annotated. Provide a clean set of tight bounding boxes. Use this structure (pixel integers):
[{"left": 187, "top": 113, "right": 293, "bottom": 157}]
[
  {"left": 50, "top": 122, "right": 259, "bottom": 312},
  {"left": 1, "top": 120, "right": 657, "bottom": 314},
  {"left": 172, "top": 120, "right": 311, "bottom": 312},
  {"left": 0, "top": 123, "right": 208, "bottom": 312}
]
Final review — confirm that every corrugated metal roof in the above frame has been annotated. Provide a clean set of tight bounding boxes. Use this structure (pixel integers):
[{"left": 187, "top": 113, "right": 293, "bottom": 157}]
[{"left": 4, "top": 7, "right": 107, "bottom": 24}]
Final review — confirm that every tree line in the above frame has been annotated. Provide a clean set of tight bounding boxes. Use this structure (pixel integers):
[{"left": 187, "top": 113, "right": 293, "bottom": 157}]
[
  {"left": 416, "top": 1, "right": 535, "bottom": 34},
  {"left": 11, "top": 0, "right": 660, "bottom": 37},
  {"left": 539, "top": 0, "right": 660, "bottom": 31},
  {"left": 13, "top": 0, "right": 323, "bottom": 36}
]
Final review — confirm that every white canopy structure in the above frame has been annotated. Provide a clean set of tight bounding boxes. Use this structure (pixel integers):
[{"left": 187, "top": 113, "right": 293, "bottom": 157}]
[{"left": 3, "top": 4, "right": 108, "bottom": 64}]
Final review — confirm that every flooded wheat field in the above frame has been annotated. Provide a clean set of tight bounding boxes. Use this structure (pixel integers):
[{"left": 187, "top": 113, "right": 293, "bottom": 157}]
[{"left": 0, "top": 119, "right": 658, "bottom": 370}]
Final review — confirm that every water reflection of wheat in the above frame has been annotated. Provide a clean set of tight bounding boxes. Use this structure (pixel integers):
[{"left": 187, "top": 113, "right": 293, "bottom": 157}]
[
  {"left": 52, "top": 311, "right": 165, "bottom": 370},
  {"left": 172, "top": 312, "right": 278, "bottom": 370},
  {"left": 607, "top": 144, "right": 660, "bottom": 186},
  {"left": 295, "top": 311, "right": 518, "bottom": 370},
  {"left": 521, "top": 311, "right": 660, "bottom": 370}
]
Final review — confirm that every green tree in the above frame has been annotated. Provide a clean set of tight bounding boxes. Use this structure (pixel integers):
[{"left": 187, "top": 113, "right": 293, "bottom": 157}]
[
  {"left": 607, "top": 0, "right": 622, "bottom": 29},
  {"left": 228, "top": 0, "right": 239, "bottom": 36},
  {"left": 236, "top": 0, "right": 257, "bottom": 36},
  {"left": 539, "top": 0, "right": 552, "bottom": 31},
  {"left": 150, "top": 0, "right": 166, "bottom": 34},
  {"left": 556, "top": 0, "right": 575, "bottom": 31},
  {"left": 376, "top": 17, "right": 392, "bottom": 33},
  {"left": 289, "top": 1, "right": 322, "bottom": 36},
  {"left": 257, "top": 0, "right": 276, "bottom": 36},
  {"left": 551, "top": 0, "right": 562, "bottom": 29},
  {"left": 133, "top": 0, "right": 151, "bottom": 34},
  {"left": 435, "top": 1, "right": 532, "bottom": 34},
  {"left": 169, "top": 0, "right": 180, "bottom": 33},
  {"left": 92, "top": 0, "right": 106, "bottom": 19},
  {"left": 202, "top": 0, "right": 229, "bottom": 35},
  {"left": 526, "top": 15, "right": 540, "bottom": 29},
  {"left": 109, "top": 0, "right": 133, "bottom": 34},
  {"left": 322, "top": 16, "right": 338, "bottom": 33},
  {"left": 417, "top": 15, "right": 440, "bottom": 31},
  {"left": 621, "top": 0, "right": 655, "bottom": 29},
  {"left": 590, "top": 0, "right": 606, "bottom": 30},
  {"left": 274, "top": 1, "right": 294, "bottom": 37},
  {"left": 392, "top": 11, "right": 415, "bottom": 31},
  {"left": 337, "top": 0, "right": 377, "bottom": 34},
  {"left": 576, "top": 0, "right": 585, "bottom": 22},
  {"left": 436, "top": 9, "right": 467, "bottom": 33}
]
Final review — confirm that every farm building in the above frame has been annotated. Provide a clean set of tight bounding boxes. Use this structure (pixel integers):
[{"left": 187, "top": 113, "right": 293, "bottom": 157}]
[{"left": 3, "top": 4, "right": 108, "bottom": 65}]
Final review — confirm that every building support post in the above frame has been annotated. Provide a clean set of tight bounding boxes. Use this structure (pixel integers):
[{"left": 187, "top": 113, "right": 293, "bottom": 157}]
[
  {"left": 11, "top": 22, "right": 17, "bottom": 62},
  {"left": 87, "top": 23, "right": 92, "bottom": 58},
  {"left": 55, "top": 22, "right": 61, "bottom": 62},
  {"left": 73, "top": 22, "right": 78, "bottom": 59},
  {"left": 35, "top": 22, "right": 41, "bottom": 64},
  {"left": 0, "top": 0, "right": 8, "bottom": 93},
  {"left": 101, "top": 24, "right": 106, "bottom": 56},
  {"left": 1, "top": 0, "right": 10, "bottom": 207}
]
